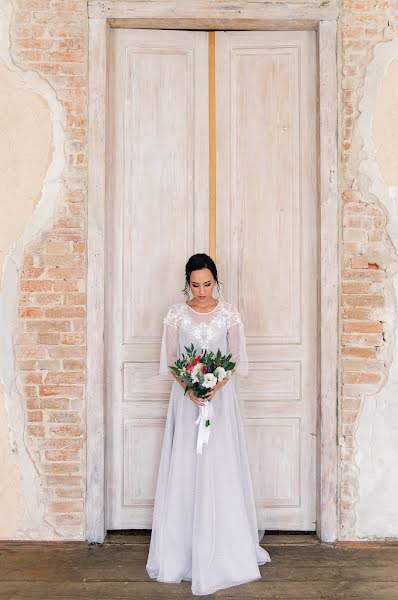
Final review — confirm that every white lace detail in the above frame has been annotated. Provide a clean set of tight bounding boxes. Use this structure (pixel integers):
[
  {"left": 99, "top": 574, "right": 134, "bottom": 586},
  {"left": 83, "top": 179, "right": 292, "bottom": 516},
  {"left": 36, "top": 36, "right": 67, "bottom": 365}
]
[
  {"left": 223, "top": 303, "right": 243, "bottom": 328},
  {"left": 180, "top": 300, "right": 226, "bottom": 351},
  {"left": 164, "top": 300, "right": 241, "bottom": 328},
  {"left": 160, "top": 299, "right": 248, "bottom": 377},
  {"left": 163, "top": 303, "right": 185, "bottom": 328},
  {"left": 181, "top": 313, "right": 223, "bottom": 350}
]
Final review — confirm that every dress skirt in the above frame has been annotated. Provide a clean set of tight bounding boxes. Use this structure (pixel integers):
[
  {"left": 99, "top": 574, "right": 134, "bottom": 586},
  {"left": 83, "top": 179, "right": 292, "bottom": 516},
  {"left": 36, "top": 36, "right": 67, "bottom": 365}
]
[{"left": 146, "top": 377, "right": 271, "bottom": 596}]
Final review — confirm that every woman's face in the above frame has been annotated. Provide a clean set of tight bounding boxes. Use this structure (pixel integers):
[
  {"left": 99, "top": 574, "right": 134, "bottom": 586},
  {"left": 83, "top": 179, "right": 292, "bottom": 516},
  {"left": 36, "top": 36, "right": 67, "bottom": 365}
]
[{"left": 189, "top": 269, "right": 216, "bottom": 302}]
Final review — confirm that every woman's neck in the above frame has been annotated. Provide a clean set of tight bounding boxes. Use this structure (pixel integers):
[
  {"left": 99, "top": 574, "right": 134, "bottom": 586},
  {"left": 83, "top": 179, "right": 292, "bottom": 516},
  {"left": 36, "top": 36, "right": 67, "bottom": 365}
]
[{"left": 186, "top": 298, "right": 219, "bottom": 313}]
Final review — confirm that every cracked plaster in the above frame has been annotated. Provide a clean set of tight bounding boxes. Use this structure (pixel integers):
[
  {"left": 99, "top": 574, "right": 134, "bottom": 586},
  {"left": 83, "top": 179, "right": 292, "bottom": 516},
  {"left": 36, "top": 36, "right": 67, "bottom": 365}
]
[
  {"left": 352, "top": 37, "right": 398, "bottom": 539},
  {"left": 0, "top": 0, "right": 66, "bottom": 539}
]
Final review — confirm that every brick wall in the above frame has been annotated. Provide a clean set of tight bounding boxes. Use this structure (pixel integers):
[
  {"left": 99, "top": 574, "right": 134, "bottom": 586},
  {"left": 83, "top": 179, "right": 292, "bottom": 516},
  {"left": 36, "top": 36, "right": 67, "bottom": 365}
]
[
  {"left": 6, "top": 0, "right": 398, "bottom": 540},
  {"left": 11, "top": 0, "right": 88, "bottom": 538},
  {"left": 339, "top": 1, "right": 396, "bottom": 537}
]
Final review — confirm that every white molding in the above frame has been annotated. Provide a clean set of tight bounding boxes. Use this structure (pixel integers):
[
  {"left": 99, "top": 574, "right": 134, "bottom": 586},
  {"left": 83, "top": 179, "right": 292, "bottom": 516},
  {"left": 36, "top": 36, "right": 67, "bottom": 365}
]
[
  {"left": 87, "top": 17, "right": 110, "bottom": 543},
  {"left": 318, "top": 19, "right": 339, "bottom": 543},
  {"left": 86, "top": 8, "right": 339, "bottom": 544},
  {"left": 88, "top": 0, "right": 339, "bottom": 25}
]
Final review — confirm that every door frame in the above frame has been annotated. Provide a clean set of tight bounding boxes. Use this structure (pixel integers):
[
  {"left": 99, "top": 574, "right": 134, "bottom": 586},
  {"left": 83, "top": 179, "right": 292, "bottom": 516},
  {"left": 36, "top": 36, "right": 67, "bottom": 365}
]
[{"left": 87, "top": 0, "right": 339, "bottom": 543}]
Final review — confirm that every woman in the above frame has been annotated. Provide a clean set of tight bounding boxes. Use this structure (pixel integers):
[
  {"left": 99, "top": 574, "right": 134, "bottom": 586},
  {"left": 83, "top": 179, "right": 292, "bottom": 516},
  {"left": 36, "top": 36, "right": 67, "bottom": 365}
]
[{"left": 146, "top": 253, "right": 271, "bottom": 595}]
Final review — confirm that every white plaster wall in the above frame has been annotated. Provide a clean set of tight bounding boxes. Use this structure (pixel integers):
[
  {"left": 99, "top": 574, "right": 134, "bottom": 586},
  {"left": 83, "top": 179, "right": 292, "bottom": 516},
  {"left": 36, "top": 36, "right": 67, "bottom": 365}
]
[
  {"left": 354, "top": 41, "right": 398, "bottom": 538},
  {"left": 0, "top": 0, "right": 398, "bottom": 540},
  {"left": 0, "top": 0, "right": 66, "bottom": 539}
]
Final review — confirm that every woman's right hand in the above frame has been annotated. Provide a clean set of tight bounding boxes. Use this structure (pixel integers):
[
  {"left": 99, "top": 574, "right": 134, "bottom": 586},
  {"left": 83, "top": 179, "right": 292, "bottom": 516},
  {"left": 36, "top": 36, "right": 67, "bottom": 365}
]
[
  {"left": 171, "top": 372, "right": 207, "bottom": 406},
  {"left": 187, "top": 389, "right": 207, "bottom": 407}
]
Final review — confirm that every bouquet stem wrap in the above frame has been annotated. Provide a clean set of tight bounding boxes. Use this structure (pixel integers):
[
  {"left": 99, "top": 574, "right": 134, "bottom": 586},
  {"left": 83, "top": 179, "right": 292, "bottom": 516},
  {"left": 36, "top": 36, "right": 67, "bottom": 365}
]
[{"left": 194, "top": 400, "right": 214, "bottom": 454}]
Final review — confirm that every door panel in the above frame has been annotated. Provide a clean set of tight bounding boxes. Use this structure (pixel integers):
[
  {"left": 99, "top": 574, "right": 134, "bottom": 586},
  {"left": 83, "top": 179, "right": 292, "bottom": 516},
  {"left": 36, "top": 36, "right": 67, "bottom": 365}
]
[
  {"left": 106, "top": 29, "right": 318, "bottom": 531},
  {"left": 106, "top": 29, "right": 209, "bottom": 528},
  {"left": 216, "top": 31, "right": 318, "bottom": 529}
]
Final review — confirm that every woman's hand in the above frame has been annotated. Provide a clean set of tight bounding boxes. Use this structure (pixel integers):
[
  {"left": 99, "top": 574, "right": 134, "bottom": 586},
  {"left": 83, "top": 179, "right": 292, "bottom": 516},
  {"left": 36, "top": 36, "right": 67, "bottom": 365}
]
[
  {"left": 203, "top": 377, "right": 229, "bottom": 402},
  {"left": 171, "top": 370, "right": 230, "bottom": 404},
  {"left": 171, "top": 373, "right": 209, "bottom": 406},
  {"left": 187, "top": 389, "right": 207, "bottom": 406}
]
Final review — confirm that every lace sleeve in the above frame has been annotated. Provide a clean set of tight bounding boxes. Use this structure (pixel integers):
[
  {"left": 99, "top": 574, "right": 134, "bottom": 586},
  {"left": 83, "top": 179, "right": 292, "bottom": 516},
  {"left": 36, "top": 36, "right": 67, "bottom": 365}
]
[
  {"left": 226, "top": 304, "right": 249, "bottom": 377},
  {"left": 159, "top": 304, "right": 180, "bottom": 376}
]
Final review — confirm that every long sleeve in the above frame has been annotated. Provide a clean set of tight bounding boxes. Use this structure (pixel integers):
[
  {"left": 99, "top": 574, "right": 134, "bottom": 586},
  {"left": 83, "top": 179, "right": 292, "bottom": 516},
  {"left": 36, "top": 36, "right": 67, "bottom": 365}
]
[
  {"left": 159, "top": 305, "right": 180, "bottom": 376},
  {"left": 226, "top": 304, "right": 249, "bottom": 377}
]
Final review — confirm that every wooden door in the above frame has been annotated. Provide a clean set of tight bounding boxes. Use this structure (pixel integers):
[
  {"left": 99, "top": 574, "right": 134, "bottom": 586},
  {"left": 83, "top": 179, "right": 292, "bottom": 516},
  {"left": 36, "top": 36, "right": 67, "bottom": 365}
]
[
  {"left": 106, "top": 29, "right": 209, "bottom": 528},
  {"left": 216, "top": 31, "right": 318, "bottom": 529},
  {"left": 106, "top": 29, "right": 318, "bottom": 531}
]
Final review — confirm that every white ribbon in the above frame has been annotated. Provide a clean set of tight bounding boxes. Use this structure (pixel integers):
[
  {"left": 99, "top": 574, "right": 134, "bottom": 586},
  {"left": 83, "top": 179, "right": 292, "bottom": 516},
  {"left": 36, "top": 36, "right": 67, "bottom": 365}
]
[{"left": 194, "top": 399, "right": 214, "bottom": 454}]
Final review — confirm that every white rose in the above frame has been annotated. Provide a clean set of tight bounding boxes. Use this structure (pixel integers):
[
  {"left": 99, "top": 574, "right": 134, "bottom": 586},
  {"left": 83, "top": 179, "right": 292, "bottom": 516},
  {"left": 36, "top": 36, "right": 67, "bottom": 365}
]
[
  {"left": 202, "top": 373, "right": 218, "bottom": 388},
  {"left": 214, "top": 366, "right": 227, "bottom": 381},
  {"left": 191, "top": 362, "right": 204, "bottom": 383}
]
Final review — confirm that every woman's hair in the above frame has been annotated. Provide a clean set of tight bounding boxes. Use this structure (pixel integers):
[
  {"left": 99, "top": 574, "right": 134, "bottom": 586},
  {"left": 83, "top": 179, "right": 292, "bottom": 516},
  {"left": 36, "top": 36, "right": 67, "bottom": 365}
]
[{"left": 182, "top": 253, "right": 224, "bottom": 299}]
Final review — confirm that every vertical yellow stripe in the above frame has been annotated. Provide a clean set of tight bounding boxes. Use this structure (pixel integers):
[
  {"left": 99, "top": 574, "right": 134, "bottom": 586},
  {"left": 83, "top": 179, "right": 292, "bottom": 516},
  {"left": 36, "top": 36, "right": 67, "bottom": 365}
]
[{"left": 208, "top": 31, "right": 216, "bottom": 262}]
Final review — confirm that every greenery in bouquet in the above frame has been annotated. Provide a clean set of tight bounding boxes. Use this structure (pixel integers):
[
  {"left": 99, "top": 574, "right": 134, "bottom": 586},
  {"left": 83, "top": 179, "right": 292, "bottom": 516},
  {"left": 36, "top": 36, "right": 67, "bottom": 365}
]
[{"left": 169, "top": 343, "right": 236, "bottom": 399}]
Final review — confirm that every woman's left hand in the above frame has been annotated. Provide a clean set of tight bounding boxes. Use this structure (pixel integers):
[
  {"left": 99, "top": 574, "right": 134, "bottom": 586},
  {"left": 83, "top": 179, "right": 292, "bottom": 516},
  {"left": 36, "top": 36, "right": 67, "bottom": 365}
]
[{"left": 204, "top": 379, "right": 227, "bottom": 402}]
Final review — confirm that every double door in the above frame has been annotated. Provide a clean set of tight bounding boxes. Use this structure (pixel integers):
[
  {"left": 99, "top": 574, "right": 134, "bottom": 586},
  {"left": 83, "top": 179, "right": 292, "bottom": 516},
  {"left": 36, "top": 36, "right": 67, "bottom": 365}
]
[{"left": 106, "top": 28, "right": 318, "bottom": 531}]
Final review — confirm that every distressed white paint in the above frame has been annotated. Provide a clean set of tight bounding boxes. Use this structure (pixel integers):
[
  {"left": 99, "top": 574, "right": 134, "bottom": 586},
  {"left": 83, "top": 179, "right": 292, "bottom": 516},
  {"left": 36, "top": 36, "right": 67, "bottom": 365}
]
[
  {"left": 87, "top": 5, "right": 338, "bottom": 543},
  {"left": 105, "top": 28, "right": 209, "bottom": 529},
  {"left": 352, "top": 37, "right": 398, "bottom": 539},
  {"left": 87, "top": 17, "right": 109, "bottom": 543},
  {"left": 318, "top": 20, "right": 338, "bottom": 544},
  {"left": 0, "top": 0, "right": 67, "bottom": 539},
  {"left": 89, "top": 0, "right": 339, "bottom": 26},
  {"left": 215, "top": 30, "right": 318, "bottom": 530}
]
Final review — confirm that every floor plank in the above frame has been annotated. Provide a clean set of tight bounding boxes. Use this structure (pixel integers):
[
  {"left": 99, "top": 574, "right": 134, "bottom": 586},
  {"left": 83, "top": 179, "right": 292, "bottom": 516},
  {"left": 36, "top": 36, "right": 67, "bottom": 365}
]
[{"left": 0, "top": 534, "right": 397, "bottom": 599}]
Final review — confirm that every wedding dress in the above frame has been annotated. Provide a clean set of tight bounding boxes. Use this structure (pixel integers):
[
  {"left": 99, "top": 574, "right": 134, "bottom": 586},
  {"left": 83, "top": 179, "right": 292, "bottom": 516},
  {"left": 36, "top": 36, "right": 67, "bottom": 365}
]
[{"left": 146, "top": 297, "right": 271, "bottom": 596}]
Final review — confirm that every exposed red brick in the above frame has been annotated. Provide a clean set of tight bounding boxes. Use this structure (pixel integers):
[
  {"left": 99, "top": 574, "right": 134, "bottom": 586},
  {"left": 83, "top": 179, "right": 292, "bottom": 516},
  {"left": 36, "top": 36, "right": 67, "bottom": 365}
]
[{"left": 11, "top": 0, "right": 88, "bottom": 541}]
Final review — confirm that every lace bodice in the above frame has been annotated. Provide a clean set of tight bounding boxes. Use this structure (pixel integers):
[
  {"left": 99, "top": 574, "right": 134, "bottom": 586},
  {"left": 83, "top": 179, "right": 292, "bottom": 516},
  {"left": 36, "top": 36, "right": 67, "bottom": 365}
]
[{"left": 159, "top": 298, "right": 248, "bottom": 377}]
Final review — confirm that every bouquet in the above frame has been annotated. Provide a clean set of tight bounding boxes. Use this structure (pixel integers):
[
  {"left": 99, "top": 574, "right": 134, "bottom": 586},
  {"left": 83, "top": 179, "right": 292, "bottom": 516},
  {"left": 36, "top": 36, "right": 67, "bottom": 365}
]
[{"left": 169, "top": 344, "right": 236, "bottom": 454}]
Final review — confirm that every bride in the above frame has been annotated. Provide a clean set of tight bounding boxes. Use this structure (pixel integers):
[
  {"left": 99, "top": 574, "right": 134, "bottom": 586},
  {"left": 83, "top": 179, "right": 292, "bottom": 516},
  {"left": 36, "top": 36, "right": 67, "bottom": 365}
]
[{"left": 146, "top": 253, "right": 271, "bottom": 596}]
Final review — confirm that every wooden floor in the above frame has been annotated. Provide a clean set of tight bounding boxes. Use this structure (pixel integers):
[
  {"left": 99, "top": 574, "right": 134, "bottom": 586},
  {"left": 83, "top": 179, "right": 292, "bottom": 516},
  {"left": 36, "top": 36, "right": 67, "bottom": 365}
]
[{"left": 1, "top": 532, "right": 398, "bottom": 599}]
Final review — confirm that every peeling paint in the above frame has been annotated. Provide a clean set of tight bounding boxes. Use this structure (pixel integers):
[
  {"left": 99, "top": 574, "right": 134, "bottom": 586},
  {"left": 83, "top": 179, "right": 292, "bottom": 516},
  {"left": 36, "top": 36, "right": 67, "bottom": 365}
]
[
  {"left": 353, "top": 37, "right": 398, "bottom": 539},
  {"left": 0, "top": 0, "right": 397, "bottom": 542},
  {"left": 0, "top": 0, "right": 66, "bottom": 539}
]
